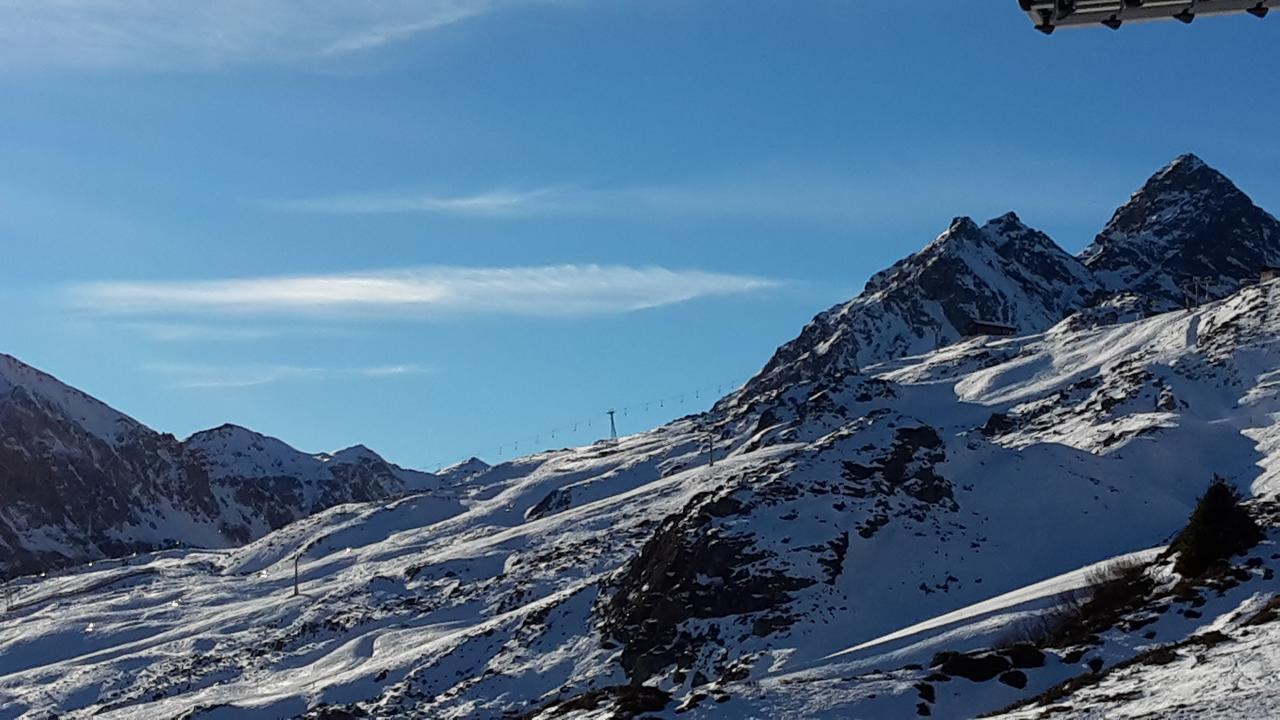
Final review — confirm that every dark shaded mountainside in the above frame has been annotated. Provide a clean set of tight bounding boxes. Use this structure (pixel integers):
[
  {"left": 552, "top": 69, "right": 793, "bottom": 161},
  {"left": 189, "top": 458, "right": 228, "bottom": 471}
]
[{"left": 0, "top": 353, "right": 467, "bottom": 579}]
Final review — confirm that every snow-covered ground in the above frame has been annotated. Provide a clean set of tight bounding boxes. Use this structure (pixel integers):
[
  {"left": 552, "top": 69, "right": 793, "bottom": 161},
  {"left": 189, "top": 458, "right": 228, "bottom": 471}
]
[{"left": 3, "top": 277, "right": 1280, "bottom": 719}]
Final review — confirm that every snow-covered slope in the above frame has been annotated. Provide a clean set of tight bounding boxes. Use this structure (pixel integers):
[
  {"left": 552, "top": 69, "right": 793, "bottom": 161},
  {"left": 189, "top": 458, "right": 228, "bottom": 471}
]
[
  {"left": 0, "top": 356, "right": 440, "bottom": 578},
  {"left": 4, "top": 275, "right": 1280, "bottom": 719}
]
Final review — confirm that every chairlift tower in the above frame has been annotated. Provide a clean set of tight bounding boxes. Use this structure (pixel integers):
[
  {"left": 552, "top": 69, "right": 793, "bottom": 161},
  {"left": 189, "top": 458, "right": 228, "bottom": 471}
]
[
  {"left": 1178, "top": 276, "right": 1216, "bottom": 309},
  {"left": 607, "top": 410, "right": 618, "bottom": 444}
]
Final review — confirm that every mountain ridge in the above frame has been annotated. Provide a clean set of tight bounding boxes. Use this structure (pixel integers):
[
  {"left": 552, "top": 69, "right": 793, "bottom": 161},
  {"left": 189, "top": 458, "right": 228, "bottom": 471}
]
[
  {"left": 0, "top": 354, "right": 439, "bottom": 578},
  {"left": 733, "top": 154, "right": 1277, "bottom": 412}
]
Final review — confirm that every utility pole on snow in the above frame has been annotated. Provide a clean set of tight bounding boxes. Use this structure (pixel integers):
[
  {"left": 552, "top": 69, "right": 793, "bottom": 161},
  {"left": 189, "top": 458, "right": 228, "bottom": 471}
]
[
  {"left": 705, "top": 432, "right": 716, "bottom": 468},
  {"left": 293, "top": 555, "right": 300, "bottom": 597}
]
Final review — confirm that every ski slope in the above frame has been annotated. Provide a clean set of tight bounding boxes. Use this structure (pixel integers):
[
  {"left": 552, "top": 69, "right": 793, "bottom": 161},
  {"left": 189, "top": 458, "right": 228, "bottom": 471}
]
[{"left": 4, "top": 279, "right": 1280, "bottom": 718}]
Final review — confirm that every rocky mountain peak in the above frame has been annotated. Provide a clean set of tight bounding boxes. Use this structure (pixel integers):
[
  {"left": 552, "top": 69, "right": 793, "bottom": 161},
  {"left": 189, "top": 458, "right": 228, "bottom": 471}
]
[
  {"left": 325, "top": 444, "right": 384, "bottom": 464},
  {"left": 735, "top": 212, "right": 1096, "bottom": 406},
  {"left": 944, "top": 215, "right": 982, "bottom": 237},
  {"left": 985, "top": 210, "right": 1027, "bottom": 234},
  {"left": 1081, "top": 154, "right": 1279, "bottom": 310},
  {"left": 438, "top": 456, "right": 491, "bottom": 484}
]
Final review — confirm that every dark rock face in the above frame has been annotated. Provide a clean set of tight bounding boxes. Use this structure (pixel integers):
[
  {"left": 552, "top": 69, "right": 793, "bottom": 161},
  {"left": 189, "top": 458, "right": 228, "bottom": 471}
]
[
  {"left": 931, "top": 647, "right": 1041, "bottom": 685},
  {"left": 600, "top": 490, "right": 814, "bottom": 683},
  {"left": 517, "top": 685, "right": 672, "bottom": 719},
  {"left": 842, "top": 426, "right": 954, "bottom": 528},
  {"left": 1082, "top": 154, "right": 1280, "bottom": 312},
  {"left": 0, "top": 354, "right": 433, "bottom": 578},
  {"left": 602, "top": 410, "right": 961, "bottom": 687}
]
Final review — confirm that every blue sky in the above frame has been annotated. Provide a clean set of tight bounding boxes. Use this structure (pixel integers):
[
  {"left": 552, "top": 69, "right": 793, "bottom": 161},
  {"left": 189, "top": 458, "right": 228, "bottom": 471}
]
[{"left": 1, "top": 1, "right": 1277, "bottom": 469}]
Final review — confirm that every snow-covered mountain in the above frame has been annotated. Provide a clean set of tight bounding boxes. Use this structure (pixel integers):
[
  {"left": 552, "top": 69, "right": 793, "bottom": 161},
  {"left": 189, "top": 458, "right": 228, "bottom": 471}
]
[
  {"left": 1083, "top": 153, "right": 1280, "bottom": 313},
  {"left": 739, "top": 154, "right": 1277, "bottom": 407},
  {"left": 0, "top": 354, "right": 439, "bottom": 578},
  {"left": 739, "top": 212, "right": 1099, "bottom": 402},
  {"left": 1, "top": 154, "right": 1279, "bottom": 719}
]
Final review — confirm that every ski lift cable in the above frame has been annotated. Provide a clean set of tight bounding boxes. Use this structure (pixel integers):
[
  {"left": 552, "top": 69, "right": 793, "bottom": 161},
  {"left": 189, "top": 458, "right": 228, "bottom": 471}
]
[{"left": 425, "top": 376, "right": 749, "bottom": 471}]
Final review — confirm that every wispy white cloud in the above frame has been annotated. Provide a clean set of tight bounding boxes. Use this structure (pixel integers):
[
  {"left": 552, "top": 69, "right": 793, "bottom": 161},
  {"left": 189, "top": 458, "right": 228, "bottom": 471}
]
[
  {"left": 267, "top": 154, "right": 1146, "bottom": 229},
  {"left": 267, "top": 181, "right": 869, "bottom": 223},
  {"left": 355, "top": 364, "right": 434, "bottom": 377},
  {"left": 0, "top": 0, "right": 529, "bottom": 71},
  {"left": 145, "top": 361, "right": 432, "bottom": 389},
  {"left": 70, "top": 265, "right": 780, "bottom": 319},
  {"left": 269, "top": 187, "right": 571, "bottom": 217},
  {"left": 110, "top": 321, "right": 352, "bottom": 343}
]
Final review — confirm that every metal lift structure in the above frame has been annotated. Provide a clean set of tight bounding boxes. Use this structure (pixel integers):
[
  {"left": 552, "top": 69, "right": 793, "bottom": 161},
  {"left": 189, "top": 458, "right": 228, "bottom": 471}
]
[{"left": 1020, "top": 0, "right": 1277, "bottom": 32}]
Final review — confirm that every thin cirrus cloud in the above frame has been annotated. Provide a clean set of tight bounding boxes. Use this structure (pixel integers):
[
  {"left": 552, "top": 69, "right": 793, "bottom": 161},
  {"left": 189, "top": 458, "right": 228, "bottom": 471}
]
[
  {"left": 270, "top": 187, "right": 573, "bottom": 217},
  {"left": 70, "top": 265, "right": 782, "bottom": 319},
  {"left": 266, "top": 182, "right": 869, "bottom": 225},
  {"left": 267, "top": 152, "right": 1141, "bottom": 229},
  {"left": 145, "top": 362, "right": 433, "bottom": 389},
  {"left": 0, "top": 0, "right": 536, "bottom": 71},
  {"left": 108, "top": 321, "right": 356, "bottom": 343}
]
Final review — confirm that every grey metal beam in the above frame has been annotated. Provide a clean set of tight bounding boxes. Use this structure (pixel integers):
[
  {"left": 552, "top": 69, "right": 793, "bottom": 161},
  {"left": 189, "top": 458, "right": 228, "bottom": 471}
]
[{"left": 1020, "top": 0, "right": 1277, "bottom": 32}]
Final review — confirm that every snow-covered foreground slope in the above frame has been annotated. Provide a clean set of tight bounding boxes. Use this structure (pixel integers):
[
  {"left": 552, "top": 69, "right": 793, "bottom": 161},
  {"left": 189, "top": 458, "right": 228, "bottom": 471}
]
[
  {"left": 5, "top": 278, "right": 1280, "bottom": 719},
  {"left": 991, "top": 585, "right": 1280, "bottom": 720}
]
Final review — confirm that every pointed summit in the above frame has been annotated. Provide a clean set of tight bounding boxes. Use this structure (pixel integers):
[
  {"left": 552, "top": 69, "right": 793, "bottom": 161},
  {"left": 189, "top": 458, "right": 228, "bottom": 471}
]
[
  {"left": 1168, "top": 152, "right": 1207, "bottom": 171},
  {"left": 948, "top": 215, "right": 982, "bottom": 234},
  {"left": 327, "top": 444, "right": 386, "bottom": 465},
  {"left": 1082, "top": 154, "right": 1280, "bottom": 311},
  {"left": 737, "top": 213, "right": 1094, "bottom": 402},
  {"left": 986, "top": 210, "right": 1026, "bottom": 230}
]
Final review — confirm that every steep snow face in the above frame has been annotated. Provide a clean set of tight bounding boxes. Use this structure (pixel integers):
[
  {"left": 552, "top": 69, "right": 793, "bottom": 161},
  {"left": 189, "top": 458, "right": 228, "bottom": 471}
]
[
  {"left": 0, "top": 357, "right": 440, "bottom": 578},
  {"left": 1082, "top": 154, "right": 1280, "bottom": 312},
  {"left": 738, "top": 213, "right": 1098, "bottom": 403},
  {"left": 7, "top": 283, "right": 1280, "bottom": 719}
]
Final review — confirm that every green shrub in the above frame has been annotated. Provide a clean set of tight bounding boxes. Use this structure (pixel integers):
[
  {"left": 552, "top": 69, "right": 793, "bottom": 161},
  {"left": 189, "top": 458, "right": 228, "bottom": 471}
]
[{"left": 1170, "top": 478, "right": 1263, "bottom": 578}]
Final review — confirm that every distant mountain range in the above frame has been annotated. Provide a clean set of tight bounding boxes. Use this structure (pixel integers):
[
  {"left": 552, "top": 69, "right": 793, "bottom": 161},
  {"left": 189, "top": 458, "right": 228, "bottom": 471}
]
[{"left": 0, "top": 353, "right": 492, "bottom": 578}]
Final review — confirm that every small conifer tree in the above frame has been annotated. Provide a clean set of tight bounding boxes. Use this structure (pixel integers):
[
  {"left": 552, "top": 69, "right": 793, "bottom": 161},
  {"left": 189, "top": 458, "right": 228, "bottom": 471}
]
[{"left": 1170, "top": 477, "right": 1263, "bottom": 578}]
